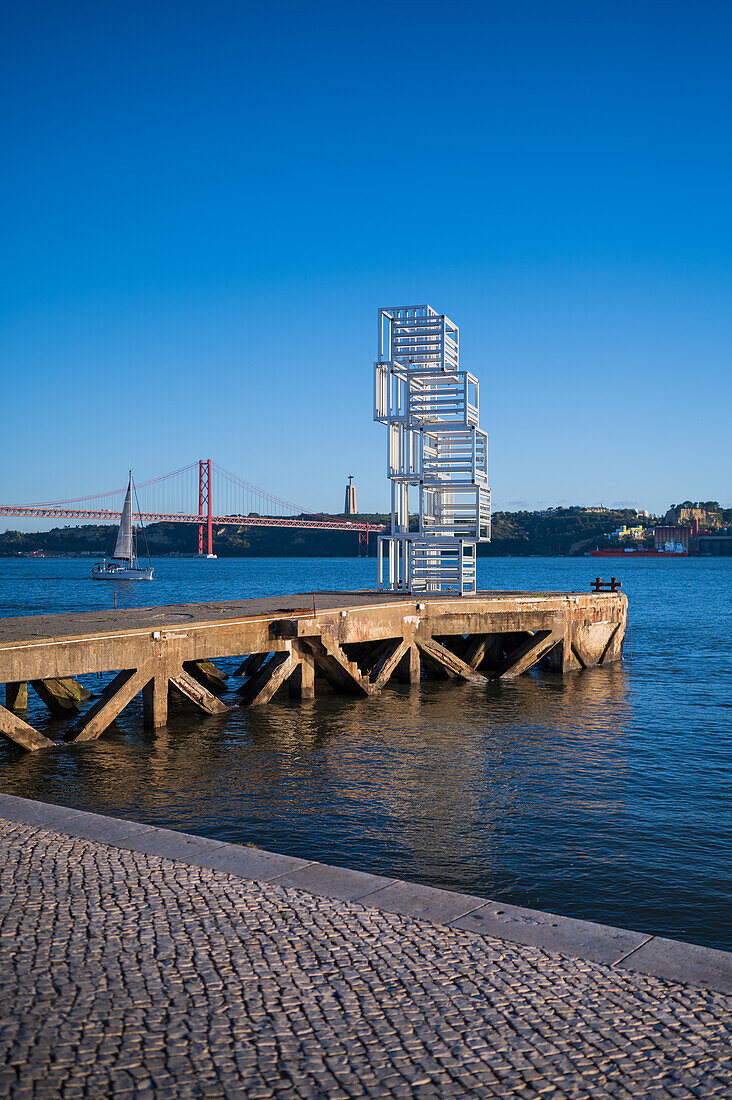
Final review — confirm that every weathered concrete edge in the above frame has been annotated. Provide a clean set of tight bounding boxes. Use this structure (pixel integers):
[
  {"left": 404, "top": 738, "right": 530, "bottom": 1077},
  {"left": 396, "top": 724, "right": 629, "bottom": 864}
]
[{"left": 0, "top": 792, "right": 729, "bottom": 995}]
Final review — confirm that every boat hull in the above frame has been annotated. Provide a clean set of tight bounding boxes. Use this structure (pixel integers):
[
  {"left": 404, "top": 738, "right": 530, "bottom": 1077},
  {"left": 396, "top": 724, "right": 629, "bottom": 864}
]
[
  {"left": 92, "top": 564, "right": 154, "bottom": 580},
  {"left": 590, "top": 549, "right": 687, "bottom": 558}
]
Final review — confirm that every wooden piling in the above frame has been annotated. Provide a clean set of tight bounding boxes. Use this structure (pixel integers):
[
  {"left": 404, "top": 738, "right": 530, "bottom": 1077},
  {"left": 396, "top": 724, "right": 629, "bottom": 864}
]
[
  {"left": 143, "top": 674, "right": 169, "bottom": 729},
  {"left": 289, "top": 646, "right": 315, "bottom": 699},
  {"left": 5, "top": 681, "right": 27, "bottom": 711}
]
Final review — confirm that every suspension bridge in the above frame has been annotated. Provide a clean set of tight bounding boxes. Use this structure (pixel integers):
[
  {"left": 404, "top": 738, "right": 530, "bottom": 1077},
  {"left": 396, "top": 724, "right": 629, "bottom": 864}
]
[{"left": 0, "top": 460, "right": 385, "bottom": 555}]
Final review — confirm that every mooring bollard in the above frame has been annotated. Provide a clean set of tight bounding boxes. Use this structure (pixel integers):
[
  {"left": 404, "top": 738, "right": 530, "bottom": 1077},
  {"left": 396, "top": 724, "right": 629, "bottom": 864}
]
[{"left": 591, "top": 577, "right": 622, "bottom": 592}]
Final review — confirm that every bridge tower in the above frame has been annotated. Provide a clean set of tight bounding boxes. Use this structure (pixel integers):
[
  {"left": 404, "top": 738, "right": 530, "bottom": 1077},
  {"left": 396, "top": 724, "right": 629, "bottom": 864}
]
[
  {"left": 373, "top": 305, "right": 490, "bottom": 594},
  {"left": 198, "top": 459, "right": 216, "bottom": 558}
]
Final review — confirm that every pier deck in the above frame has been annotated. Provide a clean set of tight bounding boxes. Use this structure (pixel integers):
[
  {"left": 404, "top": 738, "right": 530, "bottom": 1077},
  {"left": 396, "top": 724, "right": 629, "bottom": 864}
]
[{"left": 0, "top": 589, "right": 627, "bottom": 752}]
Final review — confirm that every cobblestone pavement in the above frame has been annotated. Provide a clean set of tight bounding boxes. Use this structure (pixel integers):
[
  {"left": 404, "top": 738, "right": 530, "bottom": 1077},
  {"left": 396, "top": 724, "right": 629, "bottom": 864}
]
[{"left": 1, "top": 819, "right": 730, "bottom": 1099}]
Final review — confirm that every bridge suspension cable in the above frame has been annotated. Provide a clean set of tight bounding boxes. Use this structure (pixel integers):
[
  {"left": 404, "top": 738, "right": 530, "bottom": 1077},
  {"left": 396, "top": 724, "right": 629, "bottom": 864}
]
[
  {"left": 211, "top": 463, "right": 312, "bottom": 518},
  {"left": 0, "top": 459, "right": 385, "bottom": 552}
]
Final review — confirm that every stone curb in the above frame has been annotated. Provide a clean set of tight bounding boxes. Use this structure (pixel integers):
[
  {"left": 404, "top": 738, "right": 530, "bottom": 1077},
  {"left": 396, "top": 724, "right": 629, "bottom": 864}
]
[{"left": 1, "top": 792, "right": 730, "bottom": 995}]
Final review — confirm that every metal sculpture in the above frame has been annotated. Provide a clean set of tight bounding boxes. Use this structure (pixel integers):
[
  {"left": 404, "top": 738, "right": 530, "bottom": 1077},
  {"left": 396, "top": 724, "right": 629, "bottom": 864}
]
[{"left": 374, "top": 305, "right": 490, "bottom": 594}]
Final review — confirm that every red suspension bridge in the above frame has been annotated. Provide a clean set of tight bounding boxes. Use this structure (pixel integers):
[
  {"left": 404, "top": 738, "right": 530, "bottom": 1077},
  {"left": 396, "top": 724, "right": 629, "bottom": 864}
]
[{"left": 0, "top": 460, "right": 385, "bottom": 556}]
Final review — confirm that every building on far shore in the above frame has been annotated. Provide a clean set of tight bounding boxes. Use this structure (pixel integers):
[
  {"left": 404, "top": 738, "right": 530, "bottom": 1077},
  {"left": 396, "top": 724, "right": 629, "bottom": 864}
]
[
  {"left": 344, "top": 475, "right": 357, "bottom": 515},
  {"left": 654, "top": 525, "right": 691, "bottom": 551},
  {"left": 698, "top": 532, "right": 732, "bottom": 556},
  {"left": 611, "top": 525, "right": 646, "bottom": 540}
]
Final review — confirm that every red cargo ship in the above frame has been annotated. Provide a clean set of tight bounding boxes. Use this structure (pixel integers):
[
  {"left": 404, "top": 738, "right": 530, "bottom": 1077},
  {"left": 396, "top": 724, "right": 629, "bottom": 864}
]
[{"left": 590, "top": 548, "right": 688, "bottom": 557}]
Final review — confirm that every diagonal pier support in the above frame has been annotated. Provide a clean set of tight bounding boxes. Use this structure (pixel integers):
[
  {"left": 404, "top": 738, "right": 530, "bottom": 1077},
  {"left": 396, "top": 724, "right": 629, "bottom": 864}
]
[
  {"left": 183, "top": 659, "right": 228, "bottom": 695},
  {"left": 239, "top": 652, "right": 297, "bottom": 707},
  {"left": 462, "top": 634, "right": 503, "bottom": 671},
  {"left": 495, "top": 629, "right": 561, "bottom": 679},
  {"left": 0, "top": 704, "right": 56, "bottom": 751},
  {"left": 418, "top": 639, "right": 488, "bottom": 683},
  {"left": 300, "top": 634, "right": 376, "bottom": 695},
  {"left": 31, "top": 677, "right": 93, "bottom": 718},
  {"left": 73, "top": 665, "right": 155, "bottom": 742},
  {"left": 369, "top": 638, "right": 411, "bottom": 689},
  {"left": 169, "top": 669, "right": 230, "bottom": 716},
  {"left": 235, "top": 653, "right": 270, "bottom": 678}
]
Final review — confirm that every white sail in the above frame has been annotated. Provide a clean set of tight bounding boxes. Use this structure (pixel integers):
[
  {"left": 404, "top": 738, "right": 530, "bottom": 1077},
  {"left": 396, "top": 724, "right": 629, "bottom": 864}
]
[
  {"left": 113, "top": 477, "right": 133, "bottom": 562},
  {"left": 92, "top": 469, "right": 153, "bottom": 580}
]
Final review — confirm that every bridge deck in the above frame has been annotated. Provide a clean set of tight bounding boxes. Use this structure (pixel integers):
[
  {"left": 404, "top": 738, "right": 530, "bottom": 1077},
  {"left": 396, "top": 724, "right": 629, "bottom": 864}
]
[{"left": 0, "top": 589, "right": 627, "bottom": 753}]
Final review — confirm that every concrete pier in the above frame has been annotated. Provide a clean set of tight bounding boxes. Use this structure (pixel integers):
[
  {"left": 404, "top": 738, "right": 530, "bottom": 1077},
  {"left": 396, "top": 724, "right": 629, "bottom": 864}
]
[{"left": 0, "top": 589, "right": 627, "bottom": 751}]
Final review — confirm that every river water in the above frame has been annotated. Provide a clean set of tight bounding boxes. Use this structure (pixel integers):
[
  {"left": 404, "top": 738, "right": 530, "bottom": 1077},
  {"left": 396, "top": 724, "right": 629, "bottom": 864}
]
[{"left": 0, "top": 556, "right": 730, "bottom": 950}]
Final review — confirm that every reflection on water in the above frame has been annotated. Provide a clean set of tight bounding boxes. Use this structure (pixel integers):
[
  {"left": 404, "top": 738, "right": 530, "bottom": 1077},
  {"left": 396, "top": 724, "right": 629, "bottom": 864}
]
[{"left": 1, "top": 556, "right": 731, "bottom": 951}]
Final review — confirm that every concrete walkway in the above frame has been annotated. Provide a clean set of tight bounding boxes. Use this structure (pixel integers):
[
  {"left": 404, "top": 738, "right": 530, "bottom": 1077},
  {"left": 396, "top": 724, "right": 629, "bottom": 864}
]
[{"left": 0, "top": 795, "right": 730, "bottom": 1098}]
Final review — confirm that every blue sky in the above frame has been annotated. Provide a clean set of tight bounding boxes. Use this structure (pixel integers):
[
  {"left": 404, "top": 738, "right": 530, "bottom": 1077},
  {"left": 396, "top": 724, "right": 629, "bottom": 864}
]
[{"left": 2, "top": 0, "right": 731, "bottom": 522}]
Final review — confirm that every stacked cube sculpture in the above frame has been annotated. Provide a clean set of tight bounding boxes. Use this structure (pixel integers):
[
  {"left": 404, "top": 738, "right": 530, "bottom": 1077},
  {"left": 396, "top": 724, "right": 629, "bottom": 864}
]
[{"left": 374, "top": 305, "right": 491, "bottom": 594}]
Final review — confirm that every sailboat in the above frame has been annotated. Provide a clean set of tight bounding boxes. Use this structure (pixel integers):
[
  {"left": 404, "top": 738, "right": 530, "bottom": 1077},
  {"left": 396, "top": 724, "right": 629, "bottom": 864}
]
[{"left": 92, "top": 472, "right": 154, "bottom": 580}]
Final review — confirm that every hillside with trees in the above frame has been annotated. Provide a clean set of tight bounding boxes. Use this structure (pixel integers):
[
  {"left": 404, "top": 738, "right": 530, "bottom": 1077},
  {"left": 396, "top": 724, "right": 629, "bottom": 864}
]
[{"left": 0, "top": 506, "right": 648, "bottom": 558}]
